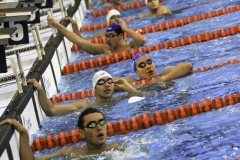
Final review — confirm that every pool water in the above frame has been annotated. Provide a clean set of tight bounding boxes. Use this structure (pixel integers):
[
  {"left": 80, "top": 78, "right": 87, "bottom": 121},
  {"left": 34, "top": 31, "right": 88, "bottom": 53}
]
[{"left": 33, "top": 0, "right": 240, "bottom": 159}]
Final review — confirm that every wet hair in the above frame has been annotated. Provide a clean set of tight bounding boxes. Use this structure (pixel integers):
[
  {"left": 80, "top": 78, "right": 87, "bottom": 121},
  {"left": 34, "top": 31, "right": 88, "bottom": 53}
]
[{"left": 77, "top": 108, "right": 105, "bottom": 129}]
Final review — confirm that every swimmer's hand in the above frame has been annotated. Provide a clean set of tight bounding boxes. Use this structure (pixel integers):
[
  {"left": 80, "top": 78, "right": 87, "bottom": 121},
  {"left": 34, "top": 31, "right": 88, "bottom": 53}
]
[
  {"left": 47, "top": 17, "right": 58, "bottom": 27},
  {"left": 27, "top": 78, "right": 44, "bottom": 91},
  {"left": 60, "top": 16, "right": 77, "bottom": 25},
  {"left": 0, "top": 119, "right": 35, "bottom": 160},
  {"left": 114, "top": 79, "right": 138, "bottom": 94},
  {"left": 0, "top": 118, "right": 27, "bottom": 134},
  {"left": 114, "top": 79, "right": 131, "bottom": 90},
  {"left": 118, "top": 19, "right": 128, "bottom": 31}
]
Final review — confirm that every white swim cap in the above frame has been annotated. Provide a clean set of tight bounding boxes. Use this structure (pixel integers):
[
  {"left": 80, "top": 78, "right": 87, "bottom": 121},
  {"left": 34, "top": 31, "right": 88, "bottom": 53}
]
[
  {"left": 92, "top": 71, "right": 112, "bottom": 88},
  {"left": 106, "top": 9, "right": 121, "bottom": 24}
]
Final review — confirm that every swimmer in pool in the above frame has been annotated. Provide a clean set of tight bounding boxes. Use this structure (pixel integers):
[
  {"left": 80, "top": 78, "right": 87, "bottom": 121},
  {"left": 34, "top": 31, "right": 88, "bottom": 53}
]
[
  {"left": 103, "top": 0, "right": 136, "bottom": 8},
  {"left": 113, "top": 52, "right": 193, "bottom": 84},
  {"left": 27, "top": 71, "right": 143, "bottom": 116},
  {"left": 0, "top": 108, "right": 121, "bottom": 159},
  {"left": 47, "top": 17, "right": 145, "bottom": 55},
  {"left": 62, "top": 9, "right": 133, "bottom": 39},
  {"left": 137, "top": 0, "right": 171, "bottom": 19}
]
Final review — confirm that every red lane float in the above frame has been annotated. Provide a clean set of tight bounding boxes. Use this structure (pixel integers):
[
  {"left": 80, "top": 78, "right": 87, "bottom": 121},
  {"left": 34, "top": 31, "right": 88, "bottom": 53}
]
[
  {"left": 33, "top": 92, "right": 240, "bottom": 151},
  {"left": 67, "top": 24, "right": 240, "bottom": 75}
]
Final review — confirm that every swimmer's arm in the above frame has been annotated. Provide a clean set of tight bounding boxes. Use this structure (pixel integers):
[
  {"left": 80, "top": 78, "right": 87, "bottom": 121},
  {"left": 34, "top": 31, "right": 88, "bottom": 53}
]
[
  {"left": 61, "top": 17, "right": 105, "bottom": 40},
  {"left": 0, "top": 119, "right": 35, "bottom": 160},
  {"left": 124, "top": 28, "right": 146, "bottom": 47},
  {"left": 157, "top": 62, "right": 193, "bottom": 82},
  {"left": 136, "top": 12, "right": 152, "bottom": 19},
  {"left": 118, "top": 19, "right": 146, "bottom": 47},
  {"left": 47, "top": 100, "right": 89, "bottom": 116},
  {"left": 85, "top": 0, "right": 92, "bottom": 10},
  {"left": 48, "top": 17, "right": 106, "bottom": 55},
  {"left": 35, "top": 147, "right": 71, "bottom": 160},
  {"left": 27, "top": 78, "right": 59, "bottom": 117},
  {"left": 27, "top": 79, "right": 89, "bottom": 116},
  {"left": 61, "top": 17, "right": 81, "bottom": 38}
]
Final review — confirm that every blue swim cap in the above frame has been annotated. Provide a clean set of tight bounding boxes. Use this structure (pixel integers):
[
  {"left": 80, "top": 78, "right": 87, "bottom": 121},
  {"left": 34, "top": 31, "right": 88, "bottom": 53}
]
[
  {"left": 132, "top": 52, "right": 147, "bottom": 72},
  {"left": 106, "top": 22, "right": 121, "bottom": 32}
]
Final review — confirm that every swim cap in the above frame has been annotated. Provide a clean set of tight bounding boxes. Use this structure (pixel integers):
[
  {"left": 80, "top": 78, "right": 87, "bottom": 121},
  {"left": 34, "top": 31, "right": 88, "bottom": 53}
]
[
  {"left": 106, "top": 22, "right": 121, "bottom": 32},
  {"left": 106, "top": 9, "right": 121, "bottom": 24},
  {"left": 132, "top": 52, "right": 147, "bottom": 72},
  {"left": 92, "top": 71, "right": 112, "bottom": 88}
]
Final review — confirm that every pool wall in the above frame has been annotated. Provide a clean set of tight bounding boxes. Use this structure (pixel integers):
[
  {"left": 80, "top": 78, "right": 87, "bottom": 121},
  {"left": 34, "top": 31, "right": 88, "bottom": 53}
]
[{"left": 0, "top": 0, "right": 86, "bottom": 159}]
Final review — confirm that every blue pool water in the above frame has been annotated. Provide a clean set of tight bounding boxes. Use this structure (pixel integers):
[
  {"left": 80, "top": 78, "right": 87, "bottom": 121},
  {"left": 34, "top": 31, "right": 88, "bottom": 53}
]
[{"left": 33, "top": 0, "right": 240, "bottom": 159}]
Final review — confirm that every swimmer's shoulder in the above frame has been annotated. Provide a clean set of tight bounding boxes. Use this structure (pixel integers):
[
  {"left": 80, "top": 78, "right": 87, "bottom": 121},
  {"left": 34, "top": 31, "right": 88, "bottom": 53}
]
[{"left": 158, "top": 5, "right": 171, "bottom": 14}]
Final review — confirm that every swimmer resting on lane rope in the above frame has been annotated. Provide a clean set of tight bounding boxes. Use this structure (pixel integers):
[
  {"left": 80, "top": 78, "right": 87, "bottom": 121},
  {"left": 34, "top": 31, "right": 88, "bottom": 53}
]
[
  {"left": 113, "top": 52, "right": 193, "bottom": 84},
  {"left": 27, "top": 71, "right": 148, "bottom": 117},
  {"left": 0, "top": 108, "right": 124, "bottom": 159}
]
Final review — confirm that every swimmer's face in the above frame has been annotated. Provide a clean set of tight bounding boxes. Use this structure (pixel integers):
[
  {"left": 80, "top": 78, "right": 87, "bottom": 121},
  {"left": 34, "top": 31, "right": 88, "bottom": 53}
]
[
  {"left": 112, "top": 0, "right": 122, "bottom": 5},
  {"left": 136, "top": 55, "right": 157, "bottom": 80},
  {"left": 80, "top": 112, "right": 107, "bottom": 148},
  {"left": 106, "top": 31, "right": 123, "bottom": 48},
  {"left": 109, "top": 14, "right": 121, "bottom": 24},
  {"left": 95, "top": 76, "right": 114, "bottom": 99},
  {"left": 147, "top": 0, "right": 159, "bottom": 10}
]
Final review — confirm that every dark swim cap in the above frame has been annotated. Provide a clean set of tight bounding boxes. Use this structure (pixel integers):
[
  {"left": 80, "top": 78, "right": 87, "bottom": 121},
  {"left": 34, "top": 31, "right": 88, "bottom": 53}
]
[
  {"left": 132, "top": 52, "right": 147, "bottom": 72},
  {"left": 106, "top": 22, "right": 121, "bottom": 32}
]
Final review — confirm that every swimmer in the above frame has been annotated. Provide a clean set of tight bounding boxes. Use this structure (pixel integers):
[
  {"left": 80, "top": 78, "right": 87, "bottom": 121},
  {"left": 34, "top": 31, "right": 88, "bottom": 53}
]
[
  {"left": 137, "top": 0, "right": 171, "bottom": 18},
  {"left": 113, "top": 52, "right": 193, "bottom": 84},
  {"left": 27, "top": 71, "right": 143, "bottom": 116},
  {"left": 48, "top": 16, "right": 146, "bottom": 54},
  {"left": 62, "top": 9, "right": 133, "bottom": 39},
  {"left": 0, "top": 108, "right": 121, "bottom": 159},
  {"left": 103, "top": 0, "right": 136, "bottom": 8}
]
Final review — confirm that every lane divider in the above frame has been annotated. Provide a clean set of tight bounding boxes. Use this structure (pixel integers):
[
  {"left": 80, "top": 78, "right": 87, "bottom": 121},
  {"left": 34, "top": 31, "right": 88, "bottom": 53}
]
[
  {"left": 64, "top": 23, "right": 240, "bottom": 75},
  {"left": 50, "top": 57, "right": 240, "bottom": 104},
  {"left": 91, "top": 0, "right": 218, "bottom": 18},
  {"left": 32, "top": 92, "right": 240, "bottom": 151},
  {"left": 82, "top": 0, "right": 218, "bottom": 31},
  {"left": 78, "top": 5, "right": 240, "bottom": 38},
  {"left": 50, "top": 89, "right": 95, "bottom": 104},
  {"left": 91, "top": 1, "right": 145, "bottom": 18},
  {"left": 93, "top": 0, "right": 163, "bottom": 18}
]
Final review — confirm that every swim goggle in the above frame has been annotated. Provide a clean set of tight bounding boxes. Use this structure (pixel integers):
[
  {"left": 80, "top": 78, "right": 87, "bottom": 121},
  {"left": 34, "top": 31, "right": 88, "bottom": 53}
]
[
  {"left": 138, "top": 59, "right": 153, "bottom": 68},
  {"left": 84, "top": 119, "right": 106, "bottom": 128},
  {"left": 105, "top": 34, "right": 117, "bottom": 38},
  {"left": 97, "top": 78, "right": 114, "bottom": 85},
  {"left": 110, "top": 15, "right": 121, "bottom": 19}
]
